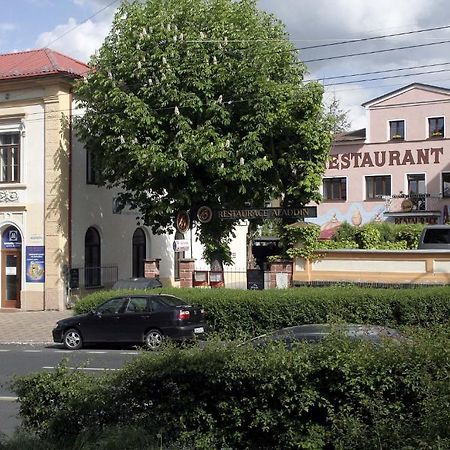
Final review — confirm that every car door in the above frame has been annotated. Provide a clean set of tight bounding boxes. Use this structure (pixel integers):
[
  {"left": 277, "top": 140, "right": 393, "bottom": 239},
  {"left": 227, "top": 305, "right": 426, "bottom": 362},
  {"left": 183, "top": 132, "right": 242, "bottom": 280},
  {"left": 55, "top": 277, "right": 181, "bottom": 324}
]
[
  {"left": 146, "top": 296, "right": 174, "bottom": 332},
  {"left": 118, "top": 296, "right": 151, "bottom": 342},
  {"left": 79, "top": 297, "right": 127, "bottom": 342}
]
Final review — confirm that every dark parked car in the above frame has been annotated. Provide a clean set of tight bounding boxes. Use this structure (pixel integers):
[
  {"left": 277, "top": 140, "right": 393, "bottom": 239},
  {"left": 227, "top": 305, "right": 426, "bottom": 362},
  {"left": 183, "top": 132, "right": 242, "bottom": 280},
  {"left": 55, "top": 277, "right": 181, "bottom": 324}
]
[
  {"left": 247, "top": 324, "right": 405, "bottom": 347},
  {"left": 53, "top": 294, "right": 207, "bottom": 350}
]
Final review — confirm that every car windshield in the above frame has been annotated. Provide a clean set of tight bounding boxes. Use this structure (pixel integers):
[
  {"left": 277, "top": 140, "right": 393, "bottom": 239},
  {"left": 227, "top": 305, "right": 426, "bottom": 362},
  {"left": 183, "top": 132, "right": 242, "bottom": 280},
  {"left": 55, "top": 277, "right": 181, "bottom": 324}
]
[{"left": 158, "top": 295, "right": 188, "bottom": 307}]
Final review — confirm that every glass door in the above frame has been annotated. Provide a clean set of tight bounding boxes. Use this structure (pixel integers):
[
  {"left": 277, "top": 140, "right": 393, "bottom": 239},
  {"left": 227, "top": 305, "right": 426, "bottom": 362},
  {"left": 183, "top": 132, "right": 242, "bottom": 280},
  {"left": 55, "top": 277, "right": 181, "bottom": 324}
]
[
  {"left": 407, "top": 174, "right": 426, "bottom": 210},
  {"left": 1, "top": 250, "right": 21, "bottom": 308}
]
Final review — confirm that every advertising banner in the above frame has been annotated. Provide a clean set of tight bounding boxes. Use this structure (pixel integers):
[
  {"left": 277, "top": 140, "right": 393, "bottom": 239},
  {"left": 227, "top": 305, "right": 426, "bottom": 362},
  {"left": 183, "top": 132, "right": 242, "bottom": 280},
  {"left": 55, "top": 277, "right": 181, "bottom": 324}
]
[{"left": 26, "top": 246, "right": 45, "bottom": 283}]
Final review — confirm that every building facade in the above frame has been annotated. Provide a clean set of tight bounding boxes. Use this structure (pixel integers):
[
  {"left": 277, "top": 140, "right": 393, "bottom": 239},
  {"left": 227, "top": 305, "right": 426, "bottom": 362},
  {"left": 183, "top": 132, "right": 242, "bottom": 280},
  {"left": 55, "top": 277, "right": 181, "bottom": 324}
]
[
  {"left": 309, "top": 83, "right": 450, "bottom": 234},
  {"left": 0, "top": 48, "right": 246, "bottom": 311}
]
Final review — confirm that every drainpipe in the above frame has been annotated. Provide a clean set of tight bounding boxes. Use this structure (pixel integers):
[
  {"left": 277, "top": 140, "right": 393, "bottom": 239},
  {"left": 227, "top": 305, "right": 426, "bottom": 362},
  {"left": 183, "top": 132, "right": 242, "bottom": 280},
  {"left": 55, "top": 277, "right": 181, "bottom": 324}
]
[{"left": 68, "top": 88, "right": 73, "bottom": 268}]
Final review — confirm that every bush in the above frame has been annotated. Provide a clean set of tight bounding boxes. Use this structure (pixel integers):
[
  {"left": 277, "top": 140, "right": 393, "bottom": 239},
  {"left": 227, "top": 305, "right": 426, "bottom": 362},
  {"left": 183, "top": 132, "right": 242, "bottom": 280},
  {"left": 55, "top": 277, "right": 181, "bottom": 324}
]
[
  {"left": 0, "top": 426, "right": 165, "bottom": 450},
  {"left": 73, "top": 286, "right": 450, "bottom": 339},
  {"left": 12, "top": 327, "right": 450, "bottom": 449},
  {"left": 331, "top": 221, "right": 423, "bottom": 250}
]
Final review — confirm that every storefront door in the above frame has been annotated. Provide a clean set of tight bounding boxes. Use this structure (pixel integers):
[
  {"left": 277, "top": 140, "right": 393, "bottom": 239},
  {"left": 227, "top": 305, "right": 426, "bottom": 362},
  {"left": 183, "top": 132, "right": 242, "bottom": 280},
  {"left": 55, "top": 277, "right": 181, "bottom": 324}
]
[
  {"left": 1, "top": 250, "right": 21, "bottom": 308},
  {"left": 1, "top": 225, "right": 22, "bottom": 308}
]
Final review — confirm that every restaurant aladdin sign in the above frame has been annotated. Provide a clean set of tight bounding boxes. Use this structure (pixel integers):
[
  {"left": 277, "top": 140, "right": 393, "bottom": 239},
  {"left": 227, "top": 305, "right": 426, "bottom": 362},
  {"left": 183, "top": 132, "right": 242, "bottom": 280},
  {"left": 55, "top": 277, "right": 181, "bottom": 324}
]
[
  {"left": 217, "top": 206, "right": 317, "bottom": 220},
  {"left": 175, "top": 206, "right": 317, "bottom": 231}
]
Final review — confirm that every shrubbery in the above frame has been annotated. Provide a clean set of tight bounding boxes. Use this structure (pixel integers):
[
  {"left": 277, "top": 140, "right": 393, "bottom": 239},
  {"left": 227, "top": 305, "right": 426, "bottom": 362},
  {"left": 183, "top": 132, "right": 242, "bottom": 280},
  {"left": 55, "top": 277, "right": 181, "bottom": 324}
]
[
  {"left": 73, "top": 286, "right": 450, "bottom": 339},
  {"left": 12, "top": 326, "right": 450, "bottom": 449}
]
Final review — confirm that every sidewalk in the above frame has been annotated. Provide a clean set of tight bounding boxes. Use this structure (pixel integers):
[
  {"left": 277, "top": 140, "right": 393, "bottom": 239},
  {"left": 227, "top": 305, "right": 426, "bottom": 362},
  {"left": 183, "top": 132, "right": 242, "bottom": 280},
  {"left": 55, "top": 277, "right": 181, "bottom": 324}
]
[{"left": 0, "top": 310, "right": 70, "bottom": 344}]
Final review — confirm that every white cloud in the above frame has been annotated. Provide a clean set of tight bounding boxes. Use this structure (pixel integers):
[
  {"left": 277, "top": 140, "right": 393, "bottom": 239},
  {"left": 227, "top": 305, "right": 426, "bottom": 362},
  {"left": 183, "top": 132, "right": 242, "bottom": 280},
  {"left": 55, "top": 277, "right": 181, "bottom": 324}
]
[
  {"left": 32, "top": 0, "right": 450, "bottom": 129},
  {"left": 258, "top": 0, "right": 450, "bottom": 129},
  {"left": 35, "top": 16, "right": 112, "bottom": 62}
]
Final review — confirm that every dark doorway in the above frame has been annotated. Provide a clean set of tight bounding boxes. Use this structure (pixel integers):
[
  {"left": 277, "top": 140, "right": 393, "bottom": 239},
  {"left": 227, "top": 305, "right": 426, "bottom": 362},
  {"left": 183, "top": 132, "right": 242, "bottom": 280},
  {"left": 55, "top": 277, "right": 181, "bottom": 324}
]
[
  {"left": 132, "top": 228, "right": 146, "bottom": 278},
  {"left": 85, "top": 227, "right": 101, "bottom": 287}
]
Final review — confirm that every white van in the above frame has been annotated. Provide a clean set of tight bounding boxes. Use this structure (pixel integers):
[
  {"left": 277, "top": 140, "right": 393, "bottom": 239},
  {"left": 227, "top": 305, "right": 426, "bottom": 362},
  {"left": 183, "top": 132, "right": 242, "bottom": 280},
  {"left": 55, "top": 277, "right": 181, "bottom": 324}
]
[{"left": 418, "top": 225, "right": 450, "bottom": 249}]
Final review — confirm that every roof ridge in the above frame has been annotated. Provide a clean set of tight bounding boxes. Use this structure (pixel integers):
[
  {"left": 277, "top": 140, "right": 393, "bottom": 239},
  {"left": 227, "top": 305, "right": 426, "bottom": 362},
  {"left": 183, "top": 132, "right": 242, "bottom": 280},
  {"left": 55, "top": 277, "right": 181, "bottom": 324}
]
[
  {"left": 0, "top": 48, "right": 46, "bottom": 58},
  {"left": 44, "top": 47, "right": 90, "bottom": 69}
]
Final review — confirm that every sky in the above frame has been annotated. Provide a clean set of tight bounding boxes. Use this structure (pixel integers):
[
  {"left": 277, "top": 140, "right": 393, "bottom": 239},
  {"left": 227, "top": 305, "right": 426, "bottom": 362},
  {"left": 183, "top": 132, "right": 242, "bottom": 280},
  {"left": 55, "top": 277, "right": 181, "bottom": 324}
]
[{"left": 3, "top": 0, "right": 450, "bottom": 129}]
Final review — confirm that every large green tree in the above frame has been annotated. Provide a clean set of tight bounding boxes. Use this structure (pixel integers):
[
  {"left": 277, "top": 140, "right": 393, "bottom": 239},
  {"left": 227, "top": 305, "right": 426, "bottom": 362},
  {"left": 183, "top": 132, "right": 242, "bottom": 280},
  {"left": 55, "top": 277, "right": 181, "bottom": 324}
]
[{"left": 75, "top": 0, "right": 332, "bottom": 264}]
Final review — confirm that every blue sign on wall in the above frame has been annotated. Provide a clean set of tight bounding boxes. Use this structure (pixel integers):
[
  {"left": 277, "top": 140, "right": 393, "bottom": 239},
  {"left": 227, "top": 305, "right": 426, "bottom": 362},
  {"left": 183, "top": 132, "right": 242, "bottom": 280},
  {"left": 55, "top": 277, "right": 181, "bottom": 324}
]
[
  {"left": 26, "top": 246, "right": 45, "bottom": 283},
  {"left": 2, "top": 226, "right": 22, "bottom": 249}
]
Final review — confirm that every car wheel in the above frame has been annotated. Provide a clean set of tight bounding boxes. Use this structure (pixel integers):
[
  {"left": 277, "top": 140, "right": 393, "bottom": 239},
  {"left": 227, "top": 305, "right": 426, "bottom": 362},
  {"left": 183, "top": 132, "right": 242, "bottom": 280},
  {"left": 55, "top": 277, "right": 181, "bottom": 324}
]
[
  {"left": 63, "top": 328, "right": 83, "bottom": 350},
  {"left": 145, "top": 329, "right": 163, "bottom": 350}
]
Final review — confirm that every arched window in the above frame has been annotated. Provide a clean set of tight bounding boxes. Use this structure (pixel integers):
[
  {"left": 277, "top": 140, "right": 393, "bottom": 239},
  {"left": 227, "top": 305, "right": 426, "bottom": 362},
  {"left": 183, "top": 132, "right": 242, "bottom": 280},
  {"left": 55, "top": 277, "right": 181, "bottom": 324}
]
[
  {"left": 174, "top": 231, "right": 185, "bottom": 280},
  {"left": 85, "top": 227, "right": 101, "bottom": 287},
  {"left": 132, "top": 228, "right": 146, "bottom": 278}
]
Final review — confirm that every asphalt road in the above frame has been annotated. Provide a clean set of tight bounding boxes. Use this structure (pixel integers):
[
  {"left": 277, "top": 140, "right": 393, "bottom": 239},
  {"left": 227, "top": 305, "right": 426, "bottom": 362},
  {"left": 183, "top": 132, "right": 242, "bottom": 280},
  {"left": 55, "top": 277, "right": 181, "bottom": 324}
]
[{"left": 0, "top": 343, "right": 142, "bottom": 437}]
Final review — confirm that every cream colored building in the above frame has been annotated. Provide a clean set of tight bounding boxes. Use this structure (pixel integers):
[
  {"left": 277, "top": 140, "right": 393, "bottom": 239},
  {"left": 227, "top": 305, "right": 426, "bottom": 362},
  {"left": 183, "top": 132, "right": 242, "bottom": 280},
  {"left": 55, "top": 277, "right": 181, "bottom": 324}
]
[{"left": 0, "top": 48, "right": 247, "bottom": 311}]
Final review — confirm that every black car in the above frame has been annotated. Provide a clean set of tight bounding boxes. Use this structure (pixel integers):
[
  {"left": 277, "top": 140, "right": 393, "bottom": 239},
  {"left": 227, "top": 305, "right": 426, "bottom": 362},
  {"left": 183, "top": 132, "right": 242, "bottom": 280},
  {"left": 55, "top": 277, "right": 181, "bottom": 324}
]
[
  {"left": 53, "top": 294, "right": 207, "bottom": 350},
  {"left": 247, "top": 324, "right": 405, "bottom": 346}
]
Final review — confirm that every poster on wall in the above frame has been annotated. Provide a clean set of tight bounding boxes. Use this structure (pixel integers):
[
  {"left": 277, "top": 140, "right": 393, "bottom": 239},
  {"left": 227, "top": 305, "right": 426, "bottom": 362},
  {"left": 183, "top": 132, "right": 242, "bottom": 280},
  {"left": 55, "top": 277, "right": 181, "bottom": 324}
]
[{"left": 26, "top": 246, "right": 45, "bottom": 283}]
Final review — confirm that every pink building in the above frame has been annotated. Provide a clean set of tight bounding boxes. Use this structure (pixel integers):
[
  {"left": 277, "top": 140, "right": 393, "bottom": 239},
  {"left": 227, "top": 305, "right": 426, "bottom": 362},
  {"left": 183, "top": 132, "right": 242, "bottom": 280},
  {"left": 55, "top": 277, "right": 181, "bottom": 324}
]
[{"left": 311, "top": 83, "right": 450, "bottom": 234}]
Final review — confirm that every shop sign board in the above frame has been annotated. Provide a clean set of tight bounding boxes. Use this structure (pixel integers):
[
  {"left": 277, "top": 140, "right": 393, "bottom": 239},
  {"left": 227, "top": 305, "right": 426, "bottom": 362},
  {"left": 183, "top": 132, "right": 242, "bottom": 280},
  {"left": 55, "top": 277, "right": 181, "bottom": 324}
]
[{"left": 26, "top": 246, "right": 45, "bottom": 283}]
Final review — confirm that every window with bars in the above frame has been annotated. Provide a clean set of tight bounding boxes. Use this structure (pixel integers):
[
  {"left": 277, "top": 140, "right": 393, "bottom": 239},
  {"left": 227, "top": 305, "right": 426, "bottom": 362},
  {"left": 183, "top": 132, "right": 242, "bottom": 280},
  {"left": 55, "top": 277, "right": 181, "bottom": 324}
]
[{"left": 0, "top": 133, "right": 20, "bottom": 183}]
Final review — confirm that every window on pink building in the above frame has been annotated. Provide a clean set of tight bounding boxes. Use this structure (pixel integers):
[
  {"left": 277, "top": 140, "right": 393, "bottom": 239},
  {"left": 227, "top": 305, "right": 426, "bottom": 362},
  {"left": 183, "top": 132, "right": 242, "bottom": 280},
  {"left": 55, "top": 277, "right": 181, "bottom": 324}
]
[
  {"left": 442, "top": 173, "right": 450, "bottom": 198},
  {"left": 323, "top": 177, "right": 346, "bottom": 201},
  {"left": 366, "top": 175, "right": 391, "bottom": 200},
  {"left": 389, "top": 120, "right": 405, "bottom": 140},
  {"left": 428, "top": 117, "right": 444, "bottom": 138}
]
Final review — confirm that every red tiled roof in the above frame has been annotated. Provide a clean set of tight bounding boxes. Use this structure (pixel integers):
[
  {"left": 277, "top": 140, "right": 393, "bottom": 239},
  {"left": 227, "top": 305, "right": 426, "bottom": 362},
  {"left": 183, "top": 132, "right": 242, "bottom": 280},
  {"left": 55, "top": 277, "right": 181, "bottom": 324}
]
[{"left": 0, "top": 48, "right": 90, "bottom": 81}]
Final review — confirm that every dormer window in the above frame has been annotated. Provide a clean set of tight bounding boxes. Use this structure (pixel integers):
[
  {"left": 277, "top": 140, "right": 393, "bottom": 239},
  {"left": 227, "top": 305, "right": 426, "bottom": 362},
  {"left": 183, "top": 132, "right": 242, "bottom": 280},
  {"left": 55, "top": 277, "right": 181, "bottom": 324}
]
[
  {"left": 389, "top": 120, "right": 405, "bottom": 140},
  {"left": 428, "top": 117, "right": 444, "bottom": 138}
]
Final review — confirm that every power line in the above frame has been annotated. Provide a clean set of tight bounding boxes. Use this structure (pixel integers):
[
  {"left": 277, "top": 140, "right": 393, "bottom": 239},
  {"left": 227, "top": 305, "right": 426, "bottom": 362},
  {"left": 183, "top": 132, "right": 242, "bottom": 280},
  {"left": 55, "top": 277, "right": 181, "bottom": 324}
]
[
  {"left": 308, "top": 61, "right": 450, "bottom": 81},
  {"left": 305, "top": 62, "right": 450, "bottom": 83},
  {"left": 323, "top": 67, "right": 450, "bottom": 86},
  {"left": 303, "top": 38, "right": 450, "bottom": 63},
  {"left": 297, "top": 24, "right": 450, "bottom": 50},
  {"left": 2, "top": 0, "right": 120, "bottom": 77},
  {"left": 45, "top": 0, "right": 121, "bottom": 47}
]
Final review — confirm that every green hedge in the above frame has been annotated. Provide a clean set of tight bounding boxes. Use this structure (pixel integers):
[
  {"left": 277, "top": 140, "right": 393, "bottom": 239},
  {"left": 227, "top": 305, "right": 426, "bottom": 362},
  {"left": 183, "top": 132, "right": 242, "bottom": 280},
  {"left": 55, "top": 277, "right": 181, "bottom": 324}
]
[
  {"left": 73, "top": 286, "right": 450, "bottom": 339},
  {"left": 12, "top": 326, "right": 450, "bottom": 449}
]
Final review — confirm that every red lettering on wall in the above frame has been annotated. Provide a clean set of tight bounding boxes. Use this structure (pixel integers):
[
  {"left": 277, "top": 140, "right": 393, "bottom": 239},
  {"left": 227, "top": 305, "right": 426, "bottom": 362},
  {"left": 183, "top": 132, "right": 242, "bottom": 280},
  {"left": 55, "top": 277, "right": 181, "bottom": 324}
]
[
  {"left": 374, "top": 151, "right": 386, "bottom": 167},
  {"left": 401, "top": 149, "right": 415, "bottom": 165},
  {"left": 328, "top": 155, "right": 339, "bottom": 169},
  {"left": 352, "top": 153, "right": 362, "bottom": 168},
  {"left": 389, "top": 151, "right": 401, "bottom": 166},
  {"left": 416, "top": 148, "right": 429, "bottom": 165},
  {"left": 430, "top": 147, "right": 443, "bottom": 164},
  {"left": 360, "top": 153, "right": 374, "bottom": 167},
  {"left": 341, "top": 153, "right": 351, "bottom": 169}
]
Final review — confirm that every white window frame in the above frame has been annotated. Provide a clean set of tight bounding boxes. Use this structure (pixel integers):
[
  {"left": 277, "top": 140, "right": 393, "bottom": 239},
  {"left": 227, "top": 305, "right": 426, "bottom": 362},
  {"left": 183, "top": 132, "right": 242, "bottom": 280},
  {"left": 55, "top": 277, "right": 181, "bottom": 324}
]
[
  {"left": 364, "top": 174, "right": 392, "bottom": 201},
  {"left": 441, "top": 172, "right": 450, "bottom": 198},
  {"left": 387, "top": 119, "right": 406, "bottom": 141},
  {"left": 321, "top": 176, "right": 348, "bottom": 202},
  {"left": 0, "top": 120, "right": 24, "bottom": 185},
  {"left": 426, "top": 115, "right": 445, "bottom": 139}
]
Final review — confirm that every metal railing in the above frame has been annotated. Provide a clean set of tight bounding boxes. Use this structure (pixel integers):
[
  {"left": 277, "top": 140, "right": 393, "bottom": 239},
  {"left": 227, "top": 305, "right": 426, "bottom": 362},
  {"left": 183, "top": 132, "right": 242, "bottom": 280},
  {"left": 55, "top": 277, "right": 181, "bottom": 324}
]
[
  {"left": 195, "top": 266, "right": 291, "bottom": 290},
  {"left": 68, "top": 265, "right": 119, "bottom": 290}
]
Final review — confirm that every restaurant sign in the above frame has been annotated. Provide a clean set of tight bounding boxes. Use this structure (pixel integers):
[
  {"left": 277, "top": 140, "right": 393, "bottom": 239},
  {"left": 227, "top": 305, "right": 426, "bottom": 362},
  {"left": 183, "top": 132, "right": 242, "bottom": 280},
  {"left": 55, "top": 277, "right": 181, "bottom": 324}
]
[{"left": 217, "top": 206, "right": 317, "bottom": 220}]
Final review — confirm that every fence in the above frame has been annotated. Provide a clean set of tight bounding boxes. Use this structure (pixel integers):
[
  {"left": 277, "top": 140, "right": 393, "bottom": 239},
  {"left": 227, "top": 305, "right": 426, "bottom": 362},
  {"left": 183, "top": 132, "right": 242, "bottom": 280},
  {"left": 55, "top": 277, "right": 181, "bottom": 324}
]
[
  {"left": 68, "top": 265, "right": 119, "bottom": 291},
  {"left": 195, "top": 266, "right": 292, "bottom": 290}
]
